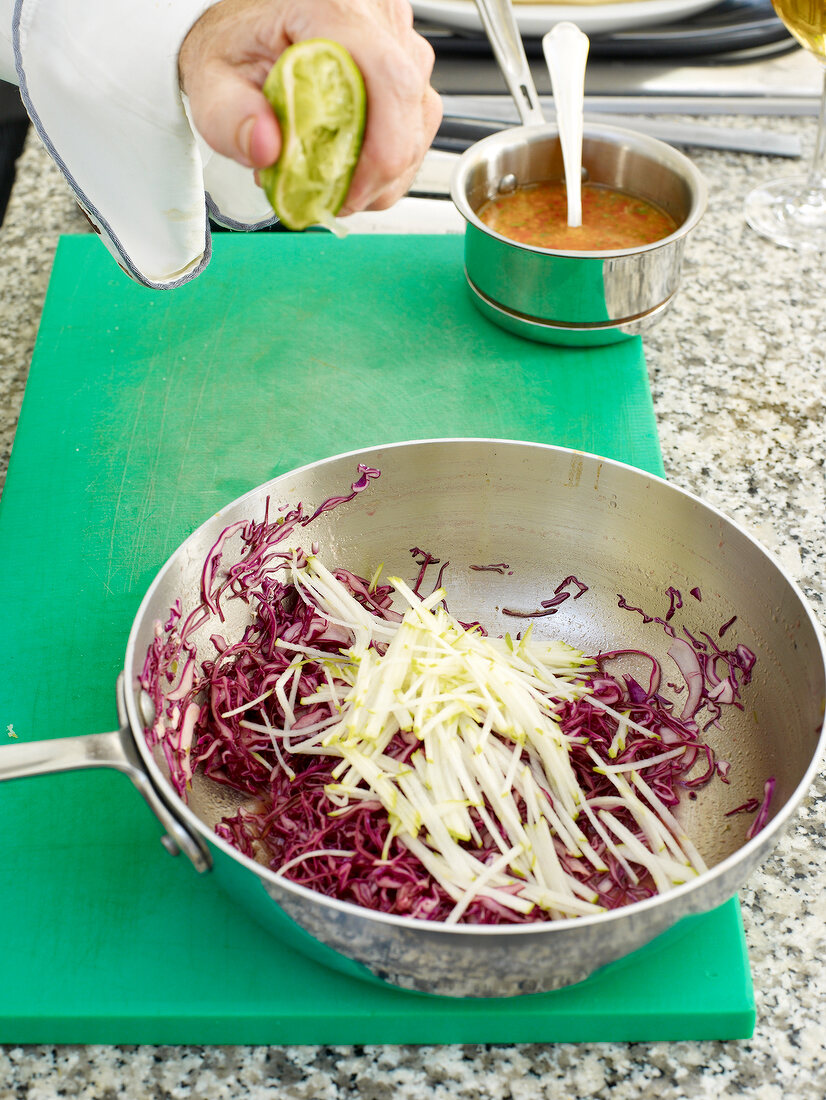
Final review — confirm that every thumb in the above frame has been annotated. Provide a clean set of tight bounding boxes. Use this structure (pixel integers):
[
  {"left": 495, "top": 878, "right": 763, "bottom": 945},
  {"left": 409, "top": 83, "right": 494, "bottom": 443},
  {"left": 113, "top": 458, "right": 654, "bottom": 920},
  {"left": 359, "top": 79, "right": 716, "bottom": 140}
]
[{"left": 188, "top": 69, "right": 281, "bottom": 169}]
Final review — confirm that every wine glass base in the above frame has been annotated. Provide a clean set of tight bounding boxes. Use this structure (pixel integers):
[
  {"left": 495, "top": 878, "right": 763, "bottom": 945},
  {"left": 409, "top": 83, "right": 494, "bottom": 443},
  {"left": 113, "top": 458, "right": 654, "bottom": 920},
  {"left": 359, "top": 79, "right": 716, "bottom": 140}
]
[{"left": 744, "top": 175, "right": 826, "bottom": 253}]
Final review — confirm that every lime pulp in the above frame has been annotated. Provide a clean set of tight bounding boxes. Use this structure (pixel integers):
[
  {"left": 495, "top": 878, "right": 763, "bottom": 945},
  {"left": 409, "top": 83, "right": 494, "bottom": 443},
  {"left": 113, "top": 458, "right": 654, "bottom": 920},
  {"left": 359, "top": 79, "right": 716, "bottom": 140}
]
[{"left": 260, "top": 39, "right": 367, "bottom": 231}]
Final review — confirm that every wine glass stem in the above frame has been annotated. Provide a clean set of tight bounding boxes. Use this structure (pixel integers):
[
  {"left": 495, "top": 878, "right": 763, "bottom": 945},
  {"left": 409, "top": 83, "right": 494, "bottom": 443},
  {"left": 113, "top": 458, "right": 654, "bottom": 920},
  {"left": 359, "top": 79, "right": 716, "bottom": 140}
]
[{"left": 808, "top": 64, "right": 826, "bottom": 190}]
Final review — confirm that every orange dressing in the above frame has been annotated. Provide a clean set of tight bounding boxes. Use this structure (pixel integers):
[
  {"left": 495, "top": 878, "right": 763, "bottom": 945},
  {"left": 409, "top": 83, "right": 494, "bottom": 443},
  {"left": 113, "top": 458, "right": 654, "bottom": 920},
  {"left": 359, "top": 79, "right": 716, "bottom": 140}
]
[{"left": 478, "top": 180, "right": 678, "bottom": 251}]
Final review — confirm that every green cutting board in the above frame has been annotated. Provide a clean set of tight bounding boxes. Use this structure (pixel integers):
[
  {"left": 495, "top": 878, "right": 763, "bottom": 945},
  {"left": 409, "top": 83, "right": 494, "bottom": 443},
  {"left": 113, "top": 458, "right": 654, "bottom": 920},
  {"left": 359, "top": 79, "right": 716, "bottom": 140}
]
[{"left": 0, "top": 233, "right": 754, "bottom": 1043}]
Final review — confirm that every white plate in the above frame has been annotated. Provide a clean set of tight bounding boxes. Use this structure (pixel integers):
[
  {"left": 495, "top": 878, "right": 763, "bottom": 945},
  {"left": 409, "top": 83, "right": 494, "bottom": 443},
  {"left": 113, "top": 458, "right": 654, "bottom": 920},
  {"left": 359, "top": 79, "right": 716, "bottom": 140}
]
[{"left": 413, "top": 0, "right": 722, "bottom": 38}]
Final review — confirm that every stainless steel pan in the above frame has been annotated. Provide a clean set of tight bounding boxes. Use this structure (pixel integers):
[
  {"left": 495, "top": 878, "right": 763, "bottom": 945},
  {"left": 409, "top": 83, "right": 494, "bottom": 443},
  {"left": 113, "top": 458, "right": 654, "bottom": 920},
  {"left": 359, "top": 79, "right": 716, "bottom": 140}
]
[{"left": 2, "top": 439, "right": 824, "bottom": 998}]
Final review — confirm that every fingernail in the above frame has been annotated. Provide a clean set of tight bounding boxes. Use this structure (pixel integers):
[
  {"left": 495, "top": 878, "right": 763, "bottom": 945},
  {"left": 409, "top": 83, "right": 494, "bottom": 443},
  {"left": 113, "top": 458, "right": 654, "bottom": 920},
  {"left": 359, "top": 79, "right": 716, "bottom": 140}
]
[{"left": 237, "top": 116, "right": 256, "bottom": 165}]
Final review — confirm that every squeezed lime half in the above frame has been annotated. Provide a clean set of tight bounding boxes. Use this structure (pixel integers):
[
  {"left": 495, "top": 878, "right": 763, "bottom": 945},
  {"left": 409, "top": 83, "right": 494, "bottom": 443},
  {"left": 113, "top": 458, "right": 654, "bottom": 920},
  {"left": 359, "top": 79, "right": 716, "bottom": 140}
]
[{"left": 260, "top": 38, "right": 366, "bottom": 231}]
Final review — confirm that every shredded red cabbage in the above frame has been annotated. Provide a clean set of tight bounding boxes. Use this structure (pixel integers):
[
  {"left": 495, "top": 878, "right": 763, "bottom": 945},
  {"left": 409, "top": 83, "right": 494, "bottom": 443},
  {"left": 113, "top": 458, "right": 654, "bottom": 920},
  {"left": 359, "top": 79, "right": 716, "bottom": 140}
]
[
  {"left": 140, "top": 473, "right": 773, "bottom": 925},
  {"left": 726, "top": 777, "right": 776, "bottom": 840},
  {"left": 502, "top": 575, "right": 589, "bottom": 619},
  {"left": 470, "top": 562, "right": 513, "bottom": 575}
]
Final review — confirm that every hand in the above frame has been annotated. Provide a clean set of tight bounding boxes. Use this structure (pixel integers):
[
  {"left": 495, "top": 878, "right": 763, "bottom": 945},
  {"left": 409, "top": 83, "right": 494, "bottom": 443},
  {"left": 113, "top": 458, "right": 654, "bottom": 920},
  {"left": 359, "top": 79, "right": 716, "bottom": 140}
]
[{"left": 178, "top": 0, "right": 442, "bottom": 215}]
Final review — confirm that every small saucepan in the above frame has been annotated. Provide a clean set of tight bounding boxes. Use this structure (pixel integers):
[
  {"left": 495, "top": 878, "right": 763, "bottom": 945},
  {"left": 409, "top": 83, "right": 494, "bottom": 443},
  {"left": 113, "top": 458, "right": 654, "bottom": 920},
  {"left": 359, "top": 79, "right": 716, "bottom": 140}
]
[{"left": 450, "top": 0, "right": 708, "bottom": 345}]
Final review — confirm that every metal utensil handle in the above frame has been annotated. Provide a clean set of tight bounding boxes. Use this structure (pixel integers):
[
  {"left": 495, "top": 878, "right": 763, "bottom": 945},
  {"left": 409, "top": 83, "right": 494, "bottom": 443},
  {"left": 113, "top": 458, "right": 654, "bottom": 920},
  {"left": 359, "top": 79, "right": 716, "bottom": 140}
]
[
  {"left": 474, "top": 0, "right": 545, "bottom": 127},
  {"left": 0, "top": 680, "right": 211, "bottom": 872}
]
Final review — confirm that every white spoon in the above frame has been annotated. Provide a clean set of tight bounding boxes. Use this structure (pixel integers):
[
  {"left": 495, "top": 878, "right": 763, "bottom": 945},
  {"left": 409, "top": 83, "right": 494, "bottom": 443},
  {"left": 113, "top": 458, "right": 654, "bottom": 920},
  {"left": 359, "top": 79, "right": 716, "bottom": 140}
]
[{"left": 542, "top": 22, "right": 590, "bottom": 228}]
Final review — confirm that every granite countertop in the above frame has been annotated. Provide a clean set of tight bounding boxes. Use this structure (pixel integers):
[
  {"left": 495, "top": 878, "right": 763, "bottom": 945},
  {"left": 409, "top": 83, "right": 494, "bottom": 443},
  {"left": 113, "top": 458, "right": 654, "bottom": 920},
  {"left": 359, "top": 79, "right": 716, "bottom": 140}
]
[{"left": 0, "top": 110, "right": 824, "bottom": 1098}]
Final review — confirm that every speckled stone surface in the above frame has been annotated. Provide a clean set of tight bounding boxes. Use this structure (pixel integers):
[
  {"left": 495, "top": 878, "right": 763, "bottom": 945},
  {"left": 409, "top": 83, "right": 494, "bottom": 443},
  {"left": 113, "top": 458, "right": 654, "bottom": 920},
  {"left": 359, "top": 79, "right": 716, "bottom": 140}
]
[{"left": 0, "top": 114, "right": 825, "bottom": 1099}]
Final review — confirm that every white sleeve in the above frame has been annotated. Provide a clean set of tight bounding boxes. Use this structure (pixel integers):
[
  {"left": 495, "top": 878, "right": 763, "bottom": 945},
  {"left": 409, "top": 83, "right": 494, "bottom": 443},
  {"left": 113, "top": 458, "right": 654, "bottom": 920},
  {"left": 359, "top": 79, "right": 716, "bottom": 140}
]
[
  {"left": 12, "top": 0, "right": 275, "bottom": 289},
  {"left": 184, "top": 96, "right": 277, "bottom": 232},
  {"left": 0, "top": 0, "right": 14, "bottom": 82}
]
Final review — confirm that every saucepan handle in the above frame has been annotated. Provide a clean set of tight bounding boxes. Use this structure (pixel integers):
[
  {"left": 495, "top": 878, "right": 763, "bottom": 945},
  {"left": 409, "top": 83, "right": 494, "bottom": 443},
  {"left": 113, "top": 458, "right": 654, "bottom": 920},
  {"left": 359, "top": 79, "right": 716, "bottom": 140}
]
[
  {"left": 0, "top": 677, "right": 211, "bottom": 873},
  {"left": 474, "top": 0, "right": 546, "bottom": 127}
]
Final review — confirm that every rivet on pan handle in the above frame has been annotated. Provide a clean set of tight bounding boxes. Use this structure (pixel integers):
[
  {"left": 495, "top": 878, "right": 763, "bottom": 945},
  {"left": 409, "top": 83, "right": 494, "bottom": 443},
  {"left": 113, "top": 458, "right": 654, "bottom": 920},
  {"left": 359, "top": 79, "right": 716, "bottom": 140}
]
[{"left": 0, "top": 674, "right": 212, "bottom": 873}]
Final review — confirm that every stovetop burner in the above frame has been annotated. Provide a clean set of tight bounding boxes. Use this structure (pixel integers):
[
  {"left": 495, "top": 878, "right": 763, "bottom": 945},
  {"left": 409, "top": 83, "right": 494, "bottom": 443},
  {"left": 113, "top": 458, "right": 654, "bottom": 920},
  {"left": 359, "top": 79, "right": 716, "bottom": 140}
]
[
  {"left": 421, "top": 0, "right": 793, "bottom": 62},
  {"left": 422, "top": 0, "right": 799, "bottom": 101}
]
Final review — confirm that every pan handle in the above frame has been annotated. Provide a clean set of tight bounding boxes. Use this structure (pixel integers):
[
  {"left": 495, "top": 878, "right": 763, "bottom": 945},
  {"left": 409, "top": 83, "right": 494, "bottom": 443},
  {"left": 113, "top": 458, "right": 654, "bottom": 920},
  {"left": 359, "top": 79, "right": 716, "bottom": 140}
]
[
  {"left": 0, "top": 676, "right": 212, "bottom": 873},
  {"left": 474, "top": 0, "right": 545, "bottom": 127}
]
